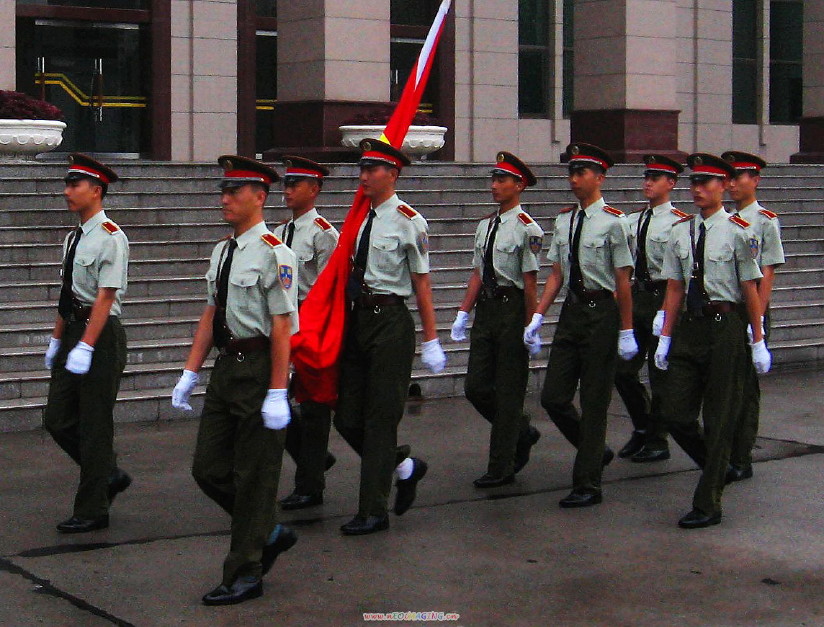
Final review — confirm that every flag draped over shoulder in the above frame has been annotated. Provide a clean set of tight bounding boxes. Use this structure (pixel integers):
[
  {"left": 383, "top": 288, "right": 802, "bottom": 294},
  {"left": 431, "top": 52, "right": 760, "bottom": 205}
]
[{"left": 290, "top": 0, "right": 452, "bottom": 406}]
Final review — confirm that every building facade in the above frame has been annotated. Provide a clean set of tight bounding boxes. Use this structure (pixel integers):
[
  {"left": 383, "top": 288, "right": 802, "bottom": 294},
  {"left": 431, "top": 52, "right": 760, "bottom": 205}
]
[{"left": 1, "top": 0, "right": 819, "bottom": 163}]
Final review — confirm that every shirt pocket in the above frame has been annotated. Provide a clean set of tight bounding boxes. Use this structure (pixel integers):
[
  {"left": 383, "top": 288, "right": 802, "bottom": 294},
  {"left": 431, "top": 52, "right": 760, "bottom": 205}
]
[
  {"left": 706, "top": 245, "right": 734, "bottom": 281},
  {"left": 371, "top": 236, "right": 401, "bottom": 271},
  {"left": 582, "top": 237, "right": 608, "bottom": 266},
  {"left": 229, "top": 270, "right": 261, "bottom": 311},
  {"left": 73, "top": 252, "right": 96, "bottom": 285},
  {"left": 646, "top": 232, "right": 669, "bottom": 263}
]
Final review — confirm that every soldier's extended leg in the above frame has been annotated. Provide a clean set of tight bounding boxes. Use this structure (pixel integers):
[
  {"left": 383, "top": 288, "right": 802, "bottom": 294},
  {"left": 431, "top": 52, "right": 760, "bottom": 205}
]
[
  {"left": 291, "top": 401, "right": 332, "bottom": 495},
  {"left": 541, "top": 303, "right": 584, "bottom": 446}
]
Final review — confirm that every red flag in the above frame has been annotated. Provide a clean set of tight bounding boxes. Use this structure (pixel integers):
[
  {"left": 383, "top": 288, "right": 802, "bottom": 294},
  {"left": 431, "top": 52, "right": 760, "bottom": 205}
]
[{"left": 291, "top": 0, "right": 452, "bottom": 406}]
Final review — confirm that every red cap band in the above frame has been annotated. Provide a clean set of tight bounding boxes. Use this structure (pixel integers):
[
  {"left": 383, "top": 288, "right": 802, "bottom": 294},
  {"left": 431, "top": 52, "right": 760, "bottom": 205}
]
[
  {"left": 691, "top": 165, "right": 729, "bottom": 178},
  {"left": 68, "top": 165, "right": 110, "bottom": 185},
  {"left": 569, "top": 155, "right": 610, "bottom": 171},
  {"left": 285, "top": 167, "right": 323, "bottom": 178},
  {"left": 732, "top": 161, "right": 761, "bottom": 172},
  {"left": 493, "top": 161, "right": 525, "bottom": 180},
  {"left": 645, "top": 163, "right": 678, "bottom": 174},
  {"left": 361, "top": 151, "right": 404, "bottom": 169},
  {"left": 224, "top": 169, "right": 272, "bottom": 184}
]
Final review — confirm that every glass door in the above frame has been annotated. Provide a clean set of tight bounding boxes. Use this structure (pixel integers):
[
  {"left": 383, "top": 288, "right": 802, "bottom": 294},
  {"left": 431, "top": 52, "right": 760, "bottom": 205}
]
[{"left": 18, "top": 18, "right": 149, "bottom": 156}]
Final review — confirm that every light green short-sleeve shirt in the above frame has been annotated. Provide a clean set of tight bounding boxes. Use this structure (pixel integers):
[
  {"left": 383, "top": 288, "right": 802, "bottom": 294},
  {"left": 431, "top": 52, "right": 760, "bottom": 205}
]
[
  {"left": 355, "top": 193, "right": 430, "bottom": 298},
  {"left": 206, "top": 221, "right": 299, "bottom": 338},
  {"left": 626, "top": 201, "right": 691, "bottom": 282},
  {"left": 62, "top": 210, "right": 129, "bottom": 316},
  {"left": 736, "top": 201, "right": 785, "bottom": 268},
  {"left": 274, "top": 207, "right": 339, "bottom": 301},
  {"left": 662, "top": 208, "right": 763, "bottom": 303},
  {"left": 547, "top": 197, "right": 634, "bottom": 291},
  {"left": 472, "top": 204, "right": 544, "bottom": 289}
]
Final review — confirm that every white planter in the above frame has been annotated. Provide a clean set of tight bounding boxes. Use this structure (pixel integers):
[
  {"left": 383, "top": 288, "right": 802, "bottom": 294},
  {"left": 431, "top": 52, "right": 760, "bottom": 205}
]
[
  {"left": 339, "top": 124, "right": 447, "bottom": 159},
  {"left": 0, "top": 119, "right": 66, "bottom": 159}
]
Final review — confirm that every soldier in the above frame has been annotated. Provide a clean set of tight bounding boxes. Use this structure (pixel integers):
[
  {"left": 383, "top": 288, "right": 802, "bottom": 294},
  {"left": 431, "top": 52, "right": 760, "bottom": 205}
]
[
  {"left": 615, "top": 154, "right": 689, "bottom": 463},
  {"left": 43, "top": 154, "right": 130, "bottom": 534},
  {"left": 654, "top": 153, "right": 771, "bottom": 529},
  {"left": 273, "top": 156, "right": 340, "bottom": 511},
  {"left": 524, "top": 143, "right": 637, "bottom": 508},
  {"left": 450, "top": 152, "right": 544, "bottom": 487},
  {"left": 171, "top": 156, "right": 299, "bottom": 605},
  {"left": 722, "top": 151, "right": 785, "bottom": 483},
  {"left": 334, "top": 138, "right": 446, "bottom": 535}
]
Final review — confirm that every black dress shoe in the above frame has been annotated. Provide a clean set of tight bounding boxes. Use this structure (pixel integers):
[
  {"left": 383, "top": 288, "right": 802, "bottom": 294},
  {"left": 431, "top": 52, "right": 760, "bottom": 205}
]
[
  {"left": 678, "top": 508, "right": 722, "bottom": 529},
  {"left": 472, "top": 473, "right": 515, "bottom": 488},
  {"left": 602, "top": 447, "right": 615, "bottom": 467},
  {"left": 559, "top": 491, "right": 602, "bottom": 508},
  {"left": 618, "top": 431, "right": 647, "bottom": 458},
  {"left": 725, "top": 464, "right": 753, "bottom": 484},
  {"left": 202, "top": 576, "right": 263, "bottom": 606},
  {"left": 261, "top": 526, "right": 298, "bottom": 575},
  {"left": 108, "top": 468, "right": 132, "bottom": 504},
  {"left": 631, "top": 447, "right": 671, "bottom": 463},
  {"left": 56, "top": 515, "right": 109, "bottom": 534},
  {"left": 340, "top": 515, "right": 389, "bottom": 536},
  {"left": 325, "top": 452, "right": 337, "bottom": 471},
  {"left": 280, "top": 492, "right": 323, "bottom": 510},
  {"left": 394, "top": 458, "right": 428, "bottom": 515},
  {"left": 513, "top": 426, "right": 541, "bottom": 474}
]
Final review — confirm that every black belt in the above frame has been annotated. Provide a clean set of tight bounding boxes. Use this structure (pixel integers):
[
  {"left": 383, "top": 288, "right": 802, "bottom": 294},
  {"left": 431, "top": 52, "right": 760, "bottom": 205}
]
[
  {"left": 686, "top": 301, "right": 737, "bottom": 318},
  {"left": 63, "top": 304, "right": 93, "bottom": 323},
  {"left": 633, "top": 280, "right": 668, "bottom": 294},
  {"left": 353, "top": 293, "right": 405, "bottom": 309},
  {"left": 217, "top": 335, "right": 270, "bottom": 357},
  {"left": 567, "top": 288, "right": 614, "bottom": 307},
  {"left": 478, "top": 285, "right": 522, "bottom": 302}
]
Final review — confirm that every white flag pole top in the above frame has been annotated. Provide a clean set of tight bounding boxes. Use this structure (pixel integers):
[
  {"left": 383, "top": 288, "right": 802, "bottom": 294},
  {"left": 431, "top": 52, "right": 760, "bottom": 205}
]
[{"left": 415, "top": 0, "right": 452, "bottom": 86}]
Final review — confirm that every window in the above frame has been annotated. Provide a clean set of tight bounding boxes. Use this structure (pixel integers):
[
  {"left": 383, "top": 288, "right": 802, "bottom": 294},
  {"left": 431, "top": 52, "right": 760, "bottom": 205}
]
[
  {"left": 255, "top": 30, "right": 277, "bottom": 154},
  {"left": 391, "top": 1, "right": 439, "bottom": 114},
  {"left": 732, "top": 0, "right": 758, "bottom": 124},
  {"left": 518, "top": 0, "right": 550, "bottom": 117},
  {"left": 562, "top": 0, "right": 573, "bottom": 118},
  {"left": 769, "top": 0, "right": 802, "bottom": 124}
]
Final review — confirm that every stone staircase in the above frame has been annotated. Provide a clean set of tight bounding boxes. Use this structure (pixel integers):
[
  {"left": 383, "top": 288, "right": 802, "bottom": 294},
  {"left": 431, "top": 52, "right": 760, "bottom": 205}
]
[{"left": 1, "top": 161, "right": 822, "bottom": 431}]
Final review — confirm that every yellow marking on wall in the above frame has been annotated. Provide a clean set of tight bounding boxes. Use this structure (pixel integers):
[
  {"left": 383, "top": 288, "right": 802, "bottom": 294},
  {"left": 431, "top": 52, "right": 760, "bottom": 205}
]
[{"left": 36, "top": 73, "right": 147, "bottom": 109}]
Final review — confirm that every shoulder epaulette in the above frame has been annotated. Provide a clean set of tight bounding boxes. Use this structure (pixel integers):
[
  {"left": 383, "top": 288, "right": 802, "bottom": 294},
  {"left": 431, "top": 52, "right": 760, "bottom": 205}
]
[
  {"left": 517, "top": 212, "right": 533, "bottom": 225},
  {"left": 261, "top": 233, "right": 282, "bottom": 248},
  {"left": 674, "top": 215, "right": 695, "bottom": 225},
  {"left": 101, "top": 221, "right": 119, "bottom": 234},
  {"left": 759, "top": 208, "right": 778, "bottom": 220},
  {"left": 396, "top": 204, "right": 418, "bottom": 220},
  {"left": 730, "top": 214, "right": 750, "bottom": 229},
  {"left": 314, "top": 216, "right": 333, "bottom": 231},
  {"left": 671, "top": 208, "right": 690, "bottom": 219},
  {"left": 559, "top": 205, "right": 576, "bottom": 214},
  {"left": 603, "top": 205, "right": 624, "bottom": 217}
]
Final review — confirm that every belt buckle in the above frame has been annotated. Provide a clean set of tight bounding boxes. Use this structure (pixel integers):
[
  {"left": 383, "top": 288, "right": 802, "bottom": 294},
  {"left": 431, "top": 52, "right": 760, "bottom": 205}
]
[
  {"left": 373, "top": 304, "right": 381, "bottom": 314},
  {"left": 588, "top": 300, "right": 596, "bottom": 308},
  {"left": 714, "top": 312, "right": 722, "bottom": 322},
  {"left": 236, "top": 352, "right": 245, "bottom": 363}
]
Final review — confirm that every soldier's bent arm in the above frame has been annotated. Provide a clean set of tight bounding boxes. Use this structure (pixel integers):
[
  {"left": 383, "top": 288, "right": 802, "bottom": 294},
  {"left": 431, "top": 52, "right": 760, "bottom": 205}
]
[
  {"left": 269, "top": 313, "right": 292, "bottom": 389},
  {"left": 80, "top": 287, "right": 117, "bottom": 346},
  {"left": 660, "top": 279, "right": 684, "bottom": 336},
  {"left": 522, "top": 270, "right": 538, "bottom": 322},
  {"left": 458, "top": 270, "right": 483, "bottom": 313},
  {"left": 535, "top": 262, "right": 564, "bottom": 316},
  {"left": 757, "top": 265, "right": 776, "bottom": 317},
  {"left": 740, "top": 280, "right": 764, "bottom": 343},
  {"left": 614, "top": 266, "right": 634, "bottom": 330},
  {"left": 184, "top": 305, "right": 216, "bottom": 373},
  {"left": 411, "top": 272, "right": 438, "bottom": 342}
]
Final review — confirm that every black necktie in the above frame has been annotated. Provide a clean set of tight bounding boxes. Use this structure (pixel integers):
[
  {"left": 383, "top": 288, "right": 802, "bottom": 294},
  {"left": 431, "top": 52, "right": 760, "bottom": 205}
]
[
  {"left": 212, "top": 238, "right": 237, "bottom": 348},
  {"left": 568, "top": 209, "right": 585, "bottom": 292},
  {"left": 354, "top": 209, "right": 376, "bottom": 271},
  {"left": 58, "top": 227, "right": 82, "bottom": 318},
  {"left": 686, "top": 222, "right": 707, "bottom": 312},
  {"left": 285, "top": 221, "right": 295, "bottom": 248},
  {"left": 482, "top": 215, "right": 500, "bottom": 288},
  {"left": 635, "top": 209, "right": 652, "bottom": 283}
]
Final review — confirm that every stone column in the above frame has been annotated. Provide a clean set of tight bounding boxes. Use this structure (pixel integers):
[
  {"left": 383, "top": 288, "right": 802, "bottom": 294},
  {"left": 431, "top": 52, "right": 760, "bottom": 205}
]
[
  {"left": 0, "top": 0, "right": 15, "bottom": 89},
  {"left": 570, "top": 0, "right": 681, "bottom": 162},
  {"left": 267, "top": 0, "right": 390, "bottom": 158},
  {"left": 791, "top": 2, "right": 824, "bottom": 163}
]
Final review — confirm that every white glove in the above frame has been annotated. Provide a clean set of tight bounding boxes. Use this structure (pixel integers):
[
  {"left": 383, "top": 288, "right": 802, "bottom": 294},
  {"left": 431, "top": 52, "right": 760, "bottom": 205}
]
[
  {"left": 652, "top": 310, "right": 666, "bottom": 337},
  {"left": 750, "top": 339, "right": 772, "bottom": 375},
  {"left": 524, "top": 333, "right": 542, "bottom": 357},
  {"left": 171, "top": 369, "right": 199, "bottom": 411},
  {"left": 45, "top": 337, "right": 61, "bottom": 370},
  {"left": 65, "top": 341, "right": 94, "bottom": 374},
  {"left": 262, "top": 389, "right": 291, "bottom": 430},
  {"left": 421, "top": 338, "right": 447, "bottom": 373},
  {"left": 450, "top": 310, "right": 469, "bottom": 341},
  {"left": 654, "top": 335, "right": 671, "bottom": 371},
  {"left": 746, "top": 316, "right": 766, "bottom": 344},
  {"left": 618, "top": 329, "right": 639, "bottom": 361},
  {"left": 523, "top": 313, "right": 544, "bottom": 345}
]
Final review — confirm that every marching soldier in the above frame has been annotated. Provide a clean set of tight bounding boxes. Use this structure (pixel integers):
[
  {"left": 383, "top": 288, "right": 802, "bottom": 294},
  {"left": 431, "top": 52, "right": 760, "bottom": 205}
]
[
  {"left": 334, "top": 139, "right": 446, "bottom": 535},
  {"left": 450, "top": 152, "right": 544, "bottom": 487},
  {"left": 44, "top": 153, "right": 130, "bottom": 533},
  {"left": 524, "top": 143, "right": 637, "bottom": 507},
  {"left": 654, "top": 153, "right": 770, "bottom": 529},
  {"left": 171, "top": 156, "right": 299, "bottom": 605},
  {"left": 722, "top": 151, "right": 785, "bottom": 483},
  {"left": 274, "top": 156, "right": 340, "bottom": 511},
  {"left": 615, "top": 154, "right": 688, "bottom": 463}
]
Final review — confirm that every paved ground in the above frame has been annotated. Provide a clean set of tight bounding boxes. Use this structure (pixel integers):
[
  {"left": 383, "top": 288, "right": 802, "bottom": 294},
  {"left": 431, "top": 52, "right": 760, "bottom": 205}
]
[{"left": 1, "top": 368, "right": 822, "bottom": 627}]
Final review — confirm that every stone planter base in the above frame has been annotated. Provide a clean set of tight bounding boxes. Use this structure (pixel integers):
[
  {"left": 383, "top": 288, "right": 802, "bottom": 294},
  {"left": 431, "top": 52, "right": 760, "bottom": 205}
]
[
  {"left": 0, "top": 119, "right": 66, "bottom": 160},
  {"left": 339, "top": 125, "right": 447, "bottom": 159}
]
